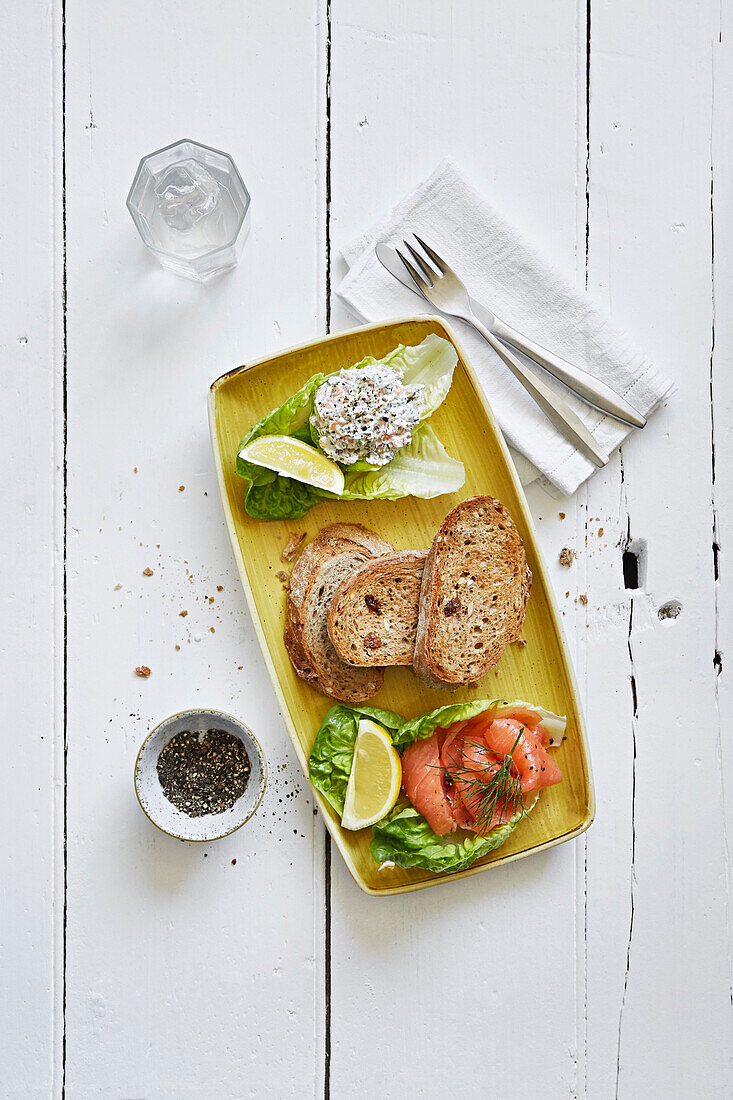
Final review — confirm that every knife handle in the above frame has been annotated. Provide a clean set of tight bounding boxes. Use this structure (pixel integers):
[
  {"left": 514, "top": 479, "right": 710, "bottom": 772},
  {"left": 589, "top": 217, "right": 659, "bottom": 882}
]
[
  {"left": 491, "top": 318, "right": 646, "bottom": 429},
  {"left": 468, "top": 313, "right": 610, "bottom": 469}
]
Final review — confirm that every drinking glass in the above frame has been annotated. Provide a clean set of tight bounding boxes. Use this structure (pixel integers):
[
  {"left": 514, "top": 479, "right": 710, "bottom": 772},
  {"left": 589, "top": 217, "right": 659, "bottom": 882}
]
[{"left": 127, "top": 139, "right": 251, "bottom": 282}]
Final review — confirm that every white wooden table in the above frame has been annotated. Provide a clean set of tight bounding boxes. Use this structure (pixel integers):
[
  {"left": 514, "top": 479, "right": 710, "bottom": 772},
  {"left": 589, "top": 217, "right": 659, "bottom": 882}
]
[{"left": 3, "top": 2, "right": 732, "bottom": 1096}]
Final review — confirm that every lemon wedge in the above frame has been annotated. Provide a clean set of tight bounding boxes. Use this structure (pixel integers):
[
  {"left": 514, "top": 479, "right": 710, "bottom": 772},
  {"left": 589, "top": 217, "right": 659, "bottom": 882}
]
[
  {"left": 341, "top": 719, "right": 402, "bottom": 831},
  {"left": 239, "top": 435, "right": 345, "bottom": 495}
]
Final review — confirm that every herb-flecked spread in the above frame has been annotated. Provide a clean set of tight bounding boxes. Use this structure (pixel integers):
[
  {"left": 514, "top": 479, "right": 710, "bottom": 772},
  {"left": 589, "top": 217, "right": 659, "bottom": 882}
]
[{"left": 311, "top": 364, "right": 424, "bottom": 467}]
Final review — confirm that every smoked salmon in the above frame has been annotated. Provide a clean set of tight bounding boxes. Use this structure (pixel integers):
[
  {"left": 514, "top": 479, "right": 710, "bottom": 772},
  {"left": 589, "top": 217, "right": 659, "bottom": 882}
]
[{"left": 400, "top": 704, "right": 562, "bottom": 837}]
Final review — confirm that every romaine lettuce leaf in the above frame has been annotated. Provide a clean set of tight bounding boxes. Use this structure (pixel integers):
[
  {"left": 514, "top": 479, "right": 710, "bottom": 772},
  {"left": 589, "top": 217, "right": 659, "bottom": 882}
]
[
  {"left": 392, "top": 698, "right": 494, "bottom": 749},
  {"left": 340, "top": 422, "right": 464, "bottom": 502},
  {"left": 235, "top": 336, "right": 462, "bottom": 519},
  {"left": 383, "top": 332, "right": 458, "bottom": 418},
  {"left": 236, "top": 372, "right": 325, "bottom": 482},
  {"left": 308, "top": 704, "right": 403, "bottom": 815},
  {"left": 392, "top": 697, "right": 566, "bottom": 748},
  {"left": 370, "top": 802, "right": 530, "bottom": 874},
  {"left": 241, "top": 474, "right": 331, "bottom": 521}
]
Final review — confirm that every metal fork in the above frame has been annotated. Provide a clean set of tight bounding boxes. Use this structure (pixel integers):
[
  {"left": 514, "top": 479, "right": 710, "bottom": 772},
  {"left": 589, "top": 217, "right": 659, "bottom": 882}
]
[{"left": 395, "top": 234, "right": 610, "bottom": 468}]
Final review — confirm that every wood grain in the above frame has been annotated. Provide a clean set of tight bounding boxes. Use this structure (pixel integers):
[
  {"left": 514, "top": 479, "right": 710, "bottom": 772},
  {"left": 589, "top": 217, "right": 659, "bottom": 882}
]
[
  {"left": 61, "top": 1, "right": 327, "bottom": 1095},
  {"left": 3, "top": 0, "right": 732, "bottom": 1094},
  {"left": 0, "top": 3, "right": 63, "bottom": 1096}
]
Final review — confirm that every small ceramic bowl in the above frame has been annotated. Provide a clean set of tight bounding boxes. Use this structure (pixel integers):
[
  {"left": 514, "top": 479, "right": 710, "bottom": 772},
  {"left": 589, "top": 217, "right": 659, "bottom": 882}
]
[{"left": 134, "top": 708, "right": 267, "bottom": 841}]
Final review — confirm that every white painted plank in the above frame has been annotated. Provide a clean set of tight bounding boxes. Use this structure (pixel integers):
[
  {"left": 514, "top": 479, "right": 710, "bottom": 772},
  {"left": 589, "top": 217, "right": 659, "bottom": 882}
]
[
  {"left": 586, "top": 2, "right": 731, "bottom": 1095},
  {"left": 0, "top": 3, "right": 63, "bottom": 1097},
  {"left": 6, "top": 1, "right": 732, "bottom": 1094},
  {"left": 711, "top": 0, "right": 733, "bottom": 965},
  {"left": 63, "top": 2, "right": 326, "bottom": 1096},
  {"left": 328, "top": 4, "right": 588, "bottom": 1096}
]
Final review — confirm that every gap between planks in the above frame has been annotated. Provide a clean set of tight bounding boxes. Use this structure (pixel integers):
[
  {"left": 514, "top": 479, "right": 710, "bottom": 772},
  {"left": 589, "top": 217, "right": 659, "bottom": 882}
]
[
  {"left": 56, "top": 0, "right": 69, "bottom": 1096},
  {"left": 708, "top": 10, "right": 733, "bottom": 1011},
  {"left": 321, "top": 1, "right": 333, "bottom": 1098}
]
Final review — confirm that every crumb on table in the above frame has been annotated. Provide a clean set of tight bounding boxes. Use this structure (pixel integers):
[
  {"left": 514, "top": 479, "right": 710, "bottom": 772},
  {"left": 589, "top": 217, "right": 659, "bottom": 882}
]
[
  {"left": 559, "top": 547, "right": 576, "bottom": 567},
  {"left": 281, "top": 531, "right": 307, "bottom": 562}
]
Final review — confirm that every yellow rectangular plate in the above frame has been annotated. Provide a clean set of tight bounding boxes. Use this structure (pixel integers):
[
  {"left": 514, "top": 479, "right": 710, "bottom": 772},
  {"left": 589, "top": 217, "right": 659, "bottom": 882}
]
[{"left": 209, "top": 317, "right": 594, "bottom": 895}]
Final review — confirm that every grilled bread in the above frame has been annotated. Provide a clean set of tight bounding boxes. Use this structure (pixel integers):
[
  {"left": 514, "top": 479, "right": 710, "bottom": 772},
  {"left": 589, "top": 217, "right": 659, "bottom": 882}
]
[
  {"left": 284, "top": 523, "right": 394, "bottom": 702},
  {"left": 328, "top": 549, "right": 428, "bottom": 667},
  {"left": 413, "top": 496, "right": 531, "bottom": 688}
]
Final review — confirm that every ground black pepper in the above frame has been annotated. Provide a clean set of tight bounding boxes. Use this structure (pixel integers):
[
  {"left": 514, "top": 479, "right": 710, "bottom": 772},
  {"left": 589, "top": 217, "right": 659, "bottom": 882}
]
[{"left": 157, "top": 729, "right": 251, "bottom": 817}]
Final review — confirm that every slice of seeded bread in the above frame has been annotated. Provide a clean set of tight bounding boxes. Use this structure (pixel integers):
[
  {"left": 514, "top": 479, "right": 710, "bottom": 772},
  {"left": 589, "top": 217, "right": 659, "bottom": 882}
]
[
  {"left": 284, "top": 523, "right": 394, "bottom": 702},
  {"left": 413, "top": 496, "right": 531, "bottom": 689},
  {"left": 327, "top": 550, "right": 428, "bottom": 667}
]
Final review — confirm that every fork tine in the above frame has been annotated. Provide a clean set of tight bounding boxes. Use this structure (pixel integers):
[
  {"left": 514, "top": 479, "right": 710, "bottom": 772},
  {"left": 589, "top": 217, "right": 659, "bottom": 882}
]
[
  {"left": 395, "top": 247, "right": 431, "bottom": 298},
  {"left": 403, "top": 240, "right": 437, "bottom": 285},
  {"left": 412, "top": 233, "right": 452, "bottom": 277}
]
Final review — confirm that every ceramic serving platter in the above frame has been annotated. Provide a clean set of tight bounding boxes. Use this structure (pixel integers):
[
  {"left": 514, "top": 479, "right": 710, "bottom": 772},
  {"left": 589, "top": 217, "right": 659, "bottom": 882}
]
[{"left": 208, "top": 317, "right": 594, "bottom": 895}]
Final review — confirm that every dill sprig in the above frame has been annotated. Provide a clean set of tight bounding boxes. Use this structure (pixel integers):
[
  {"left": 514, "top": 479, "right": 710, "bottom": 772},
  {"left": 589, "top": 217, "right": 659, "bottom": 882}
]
[{"left": 445, "top": 730, "right": 525, "bottom": 833}]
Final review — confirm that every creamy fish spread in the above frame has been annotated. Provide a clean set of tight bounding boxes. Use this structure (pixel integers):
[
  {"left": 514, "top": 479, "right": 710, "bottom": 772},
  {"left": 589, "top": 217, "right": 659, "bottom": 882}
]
[{"left": 311, "top": 365, "right": 424, "bottom": 467}]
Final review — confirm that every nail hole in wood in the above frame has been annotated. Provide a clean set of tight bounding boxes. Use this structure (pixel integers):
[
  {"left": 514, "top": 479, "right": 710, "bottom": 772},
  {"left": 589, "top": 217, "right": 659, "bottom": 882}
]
[
  {"left": 622, "top": 551, "right": 638, "bottom": 589},
  {"left": 623, "top": 538, "right": 647, "bottom": 590}
]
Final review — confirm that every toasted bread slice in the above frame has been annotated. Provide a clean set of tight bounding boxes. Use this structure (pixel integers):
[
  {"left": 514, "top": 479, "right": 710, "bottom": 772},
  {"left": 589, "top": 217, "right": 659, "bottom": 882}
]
[
  {"left": 284, "top": 523, "right": 394, "bottom": 702},
  {"left": 328, "top": 550, "right": 428, "bottom": 667},
  {"left": 413, "top": 496, "right": 531, "bottom": 688}
]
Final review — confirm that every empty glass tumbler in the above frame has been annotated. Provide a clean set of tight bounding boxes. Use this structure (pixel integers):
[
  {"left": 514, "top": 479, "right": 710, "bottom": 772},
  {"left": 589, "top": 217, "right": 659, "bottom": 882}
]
[{"left": 127, "top": 139, "right": 251, "bottom": 282}]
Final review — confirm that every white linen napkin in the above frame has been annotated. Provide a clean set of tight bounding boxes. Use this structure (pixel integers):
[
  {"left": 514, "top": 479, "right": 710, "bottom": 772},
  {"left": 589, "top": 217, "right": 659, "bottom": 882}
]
[{"left": 336, "top": 159, "right": 674, "bottom": 496}]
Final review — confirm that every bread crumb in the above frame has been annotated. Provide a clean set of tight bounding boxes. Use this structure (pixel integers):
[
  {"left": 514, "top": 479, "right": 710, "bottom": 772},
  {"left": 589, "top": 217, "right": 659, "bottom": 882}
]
[
  {"left": 217, "top": 585, "right": 223, "bottom": 592},
  {"left": 559, "top": 512, "right": 565, "bottom": 519},
  {"left": 179, "top": 610, "right": 188, "bottom": 618},
  {"left": 113, "top": 583, "right": 123, "bottom": 591},
  {"left": 559, "top": 547, "right": 576, "bottom": 567},
  {"left": 281, "top": 531, "right": 307, "bottom": 562},
  {"left": 276, "top": 570, "right": 290, "bottom": 588},
  {"left": 175, "top": 644, "right": 181, "bottom": 651},
  {"left": 135, "top": 665, "right": 151, "bottom": 678},
  {"left": 598, "top": 527, "right": 604, "bottom": 537},
  {"left": 133, "top": 467, "right": 138, "bottom": 473},
  {"left": 142, "top": 567, "right": 153, "bottom": 577},
  {"left": 579, "top": 593, "right": 588, "bottom": 605},
  {"left": 209, "top": 597, "right": 214, "bottom": 604},
  {"left": 178, "top": 485, "right": 185, "bottom": 492},
  {"left": 209, "top": 627, "right": 215, "bottom": 634},
  {"left": 514, "top": 637, "right": 527, "bottom": 648}
]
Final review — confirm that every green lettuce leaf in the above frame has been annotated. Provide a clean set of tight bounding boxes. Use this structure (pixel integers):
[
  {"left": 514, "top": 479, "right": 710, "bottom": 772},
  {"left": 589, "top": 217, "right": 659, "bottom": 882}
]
[
  {"left": 235, "top": 372, "right": 329, "bottom": 519},
  {"left": 384, "top": 332, "right": 458, "bottom": 418},
  {"left": 340, "top": 422, "right": 464, "bottom": 501},
  {"left": 242, "top": 475, "right": 331, "bottom": 521},
  {"left": 234, "top": 336, "right": 462, "bottom": 519},
  {"left": 370, "top": 802, "right": 531, "bottom": 874},
  {"left": 392, "top": 697, "right": 566, "bottom": 749},
  {"left": 392, "top": 698, "right": 500, "bottom": 749},
  {"left": 308, "top": 704, "right": 403, "bottom": 815},
  {"left": 236, "top": 373, "right": 325, "bottom": 481}
]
